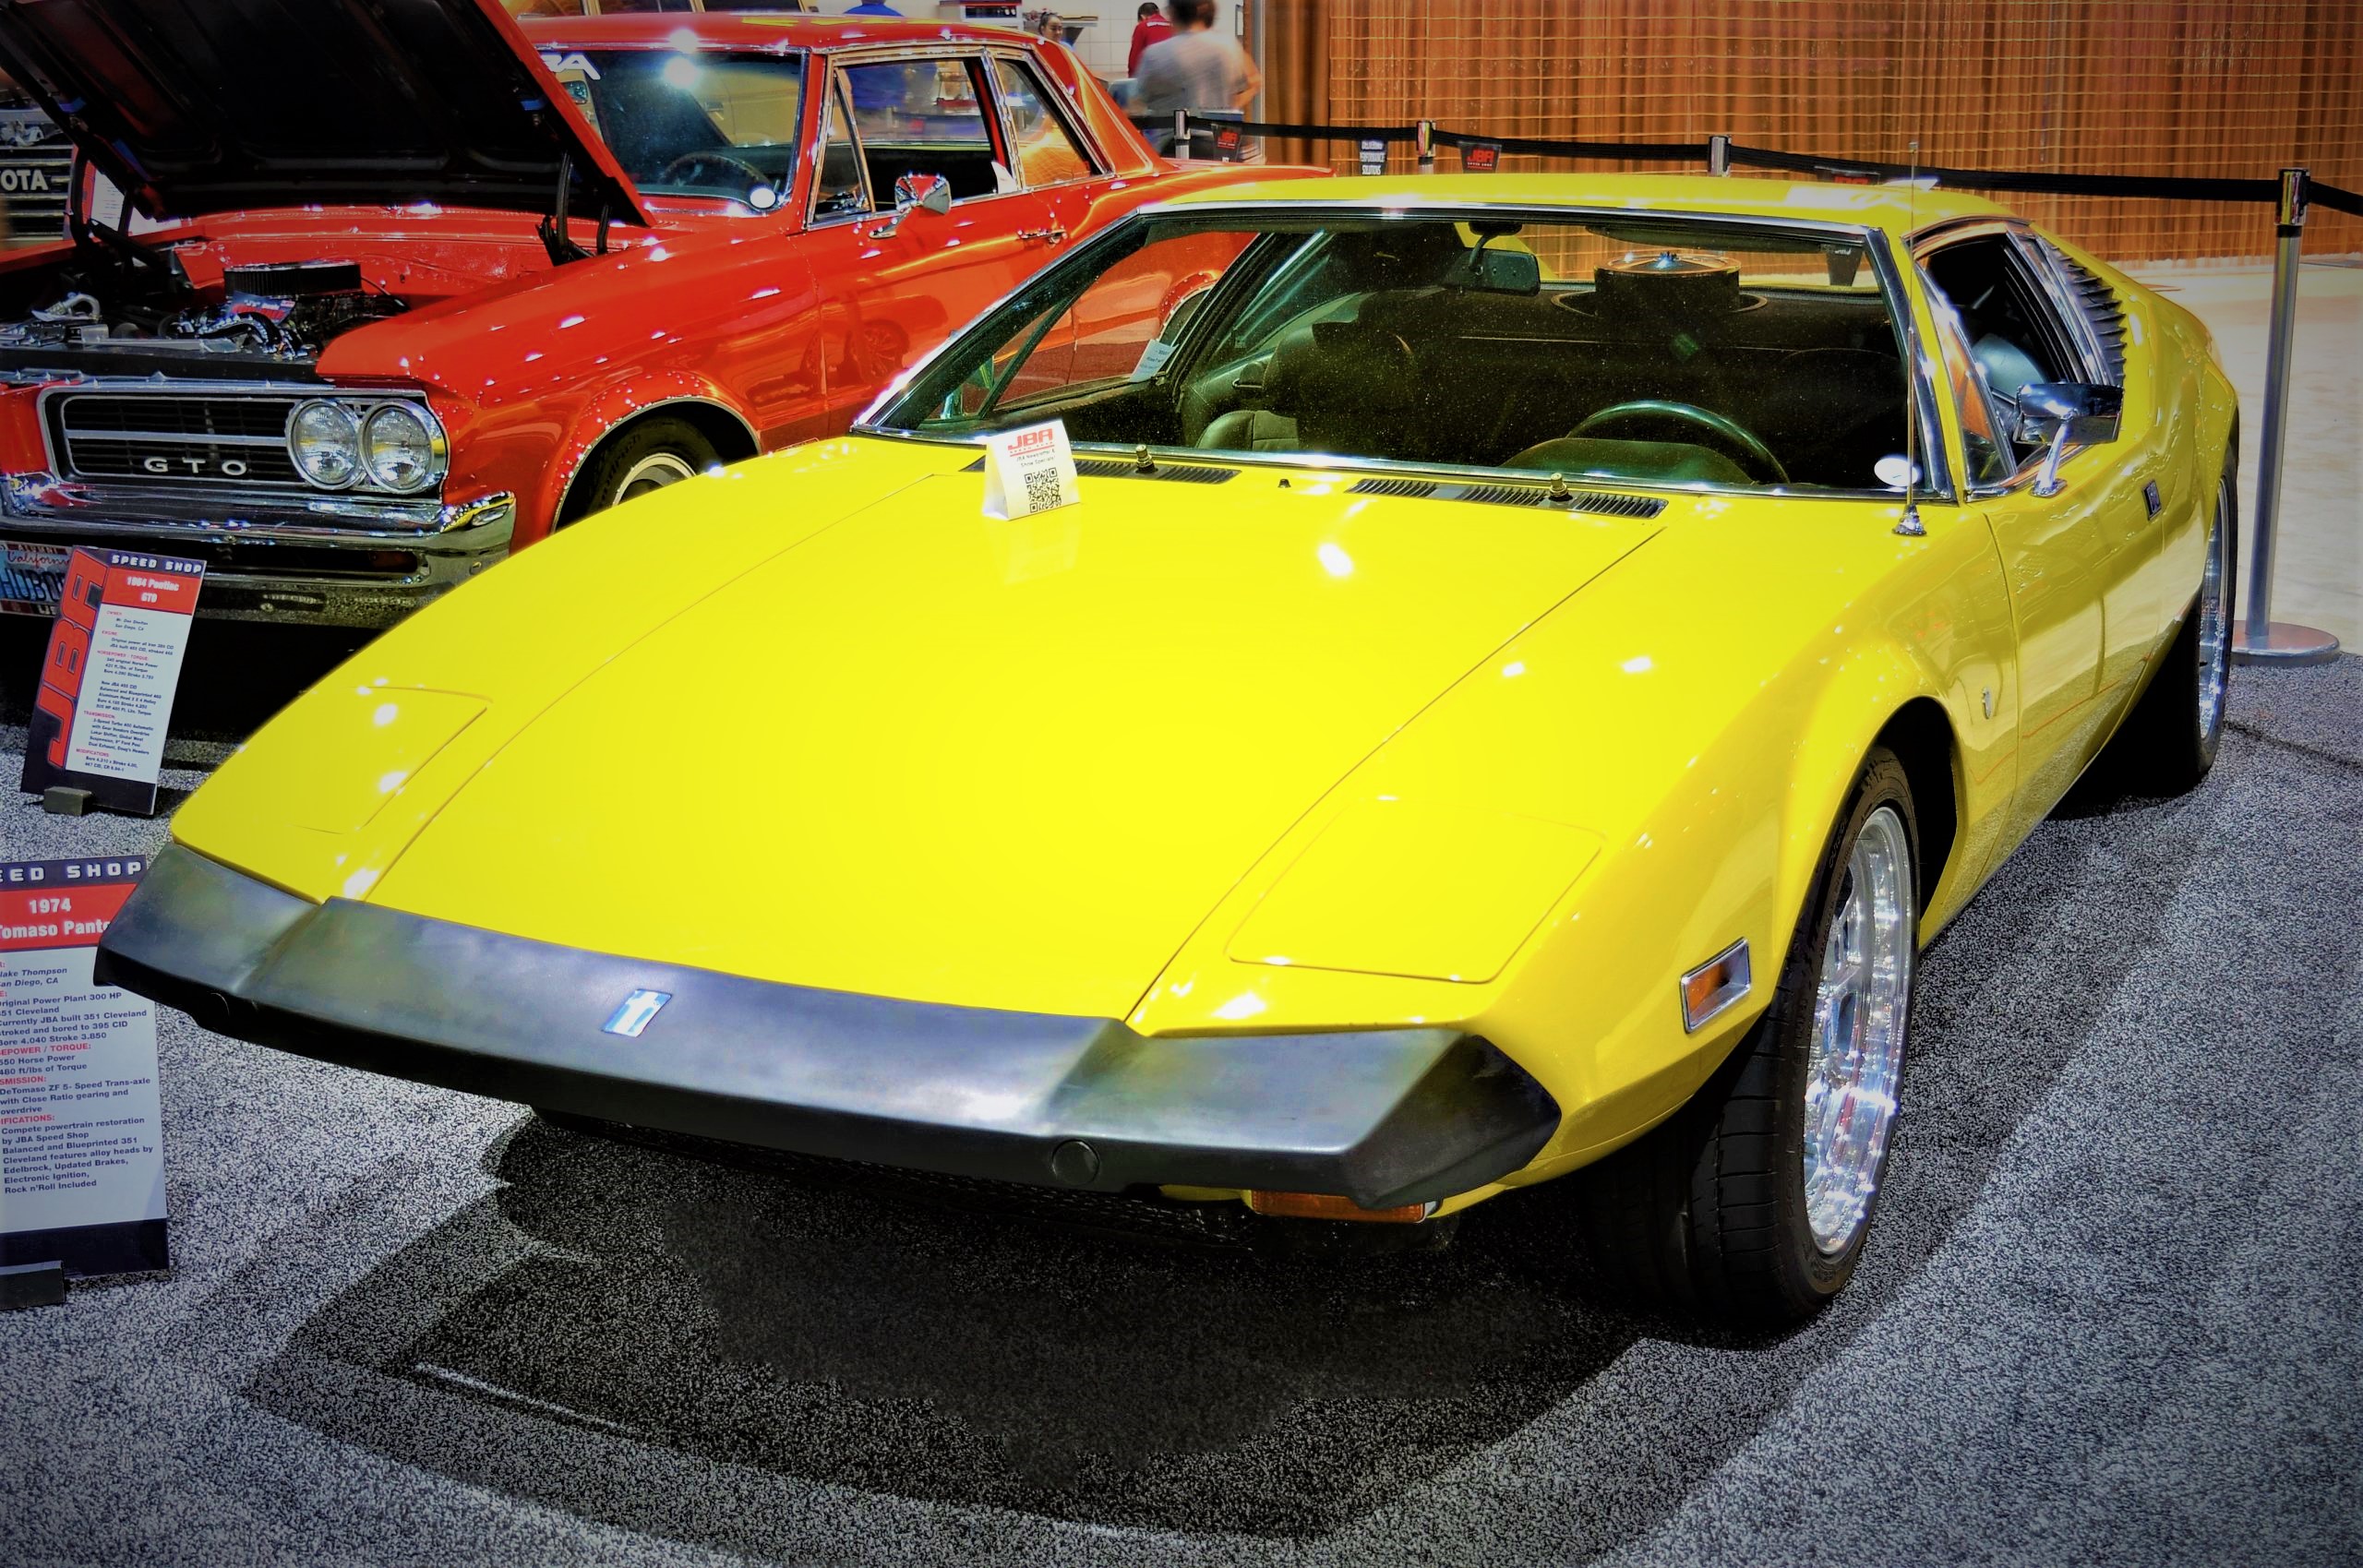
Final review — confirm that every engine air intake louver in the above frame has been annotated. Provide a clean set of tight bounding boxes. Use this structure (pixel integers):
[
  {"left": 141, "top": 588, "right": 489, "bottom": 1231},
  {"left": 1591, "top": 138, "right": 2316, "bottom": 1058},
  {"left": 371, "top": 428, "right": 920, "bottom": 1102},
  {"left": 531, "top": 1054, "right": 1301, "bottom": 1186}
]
[
  {"left": 2043, "top": 240, "right": 2128, "bottom": 386},
  {"left": 1072, "top": 457, "right": 1236, "bottom": 484},
  {"left": 961, "top": 453, "right": 1238, "bottom": 484},
  {"left": 1349, "top": 476, "right": 1665, "bottom": 520}
]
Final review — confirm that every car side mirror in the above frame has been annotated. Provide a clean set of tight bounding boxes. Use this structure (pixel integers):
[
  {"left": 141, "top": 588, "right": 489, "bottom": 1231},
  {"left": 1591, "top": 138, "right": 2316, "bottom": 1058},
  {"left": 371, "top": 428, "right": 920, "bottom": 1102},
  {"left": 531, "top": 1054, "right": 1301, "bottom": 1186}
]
[
  {"left": 897, "top": 173, "right": 954, "bottom": 216},
  {"left": 870, "top": 173, "right": 953, "bottom": 237},
  {"left": 2018, "top": 381, "right": 2123, "bottom": 497}
]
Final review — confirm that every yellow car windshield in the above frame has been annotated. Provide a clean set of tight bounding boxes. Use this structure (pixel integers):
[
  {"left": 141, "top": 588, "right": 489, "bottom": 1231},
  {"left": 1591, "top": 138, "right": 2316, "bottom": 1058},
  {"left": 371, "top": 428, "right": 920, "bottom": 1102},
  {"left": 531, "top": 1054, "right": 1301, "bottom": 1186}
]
[{"left": 881, "top": 212, "right": 1919, "bottom": 494}]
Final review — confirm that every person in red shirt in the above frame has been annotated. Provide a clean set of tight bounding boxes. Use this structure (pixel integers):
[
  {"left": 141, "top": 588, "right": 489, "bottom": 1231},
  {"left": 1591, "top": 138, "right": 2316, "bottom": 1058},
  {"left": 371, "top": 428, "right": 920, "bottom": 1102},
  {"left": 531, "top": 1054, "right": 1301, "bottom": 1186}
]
[{"left": 1127, "top": 3, "right": 1174, "bottom": 77}]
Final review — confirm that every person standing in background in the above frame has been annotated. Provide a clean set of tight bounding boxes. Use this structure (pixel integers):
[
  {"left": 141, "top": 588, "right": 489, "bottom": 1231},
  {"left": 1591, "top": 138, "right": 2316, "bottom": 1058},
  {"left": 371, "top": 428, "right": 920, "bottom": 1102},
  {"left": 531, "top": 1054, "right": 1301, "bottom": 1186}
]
[
  {"left": 1127, "top": 3, "right": 1174, "bottom": 78},
  {"left": 1133, "top": 0, "right": 1261, "bottom": 153}
]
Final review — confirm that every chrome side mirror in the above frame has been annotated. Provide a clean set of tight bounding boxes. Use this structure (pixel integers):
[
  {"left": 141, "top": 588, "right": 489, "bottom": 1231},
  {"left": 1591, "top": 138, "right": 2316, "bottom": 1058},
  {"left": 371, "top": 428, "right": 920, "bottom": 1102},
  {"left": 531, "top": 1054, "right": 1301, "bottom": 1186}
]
[
  {"left": 2019, "top": 381, "right": 2123, "bottom": 497},
  {"left": 871, "top": 172, "right": 953, "bottom": 237}
]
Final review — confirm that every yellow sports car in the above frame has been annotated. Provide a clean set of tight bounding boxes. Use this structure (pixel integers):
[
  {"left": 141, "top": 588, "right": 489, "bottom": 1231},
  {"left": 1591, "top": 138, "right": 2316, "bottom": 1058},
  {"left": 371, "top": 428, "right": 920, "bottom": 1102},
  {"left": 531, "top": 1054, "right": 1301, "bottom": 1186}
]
[{"left": 98, "top": 176, "right": 2236, "bottom": 1323}]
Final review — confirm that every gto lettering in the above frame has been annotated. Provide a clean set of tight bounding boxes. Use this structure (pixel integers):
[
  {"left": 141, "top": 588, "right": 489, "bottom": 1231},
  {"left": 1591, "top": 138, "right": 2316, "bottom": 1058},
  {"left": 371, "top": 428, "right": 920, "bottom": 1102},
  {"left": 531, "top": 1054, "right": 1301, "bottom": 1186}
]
[{"left": 139, "top": 455, "right": 246, "bottom": 477}]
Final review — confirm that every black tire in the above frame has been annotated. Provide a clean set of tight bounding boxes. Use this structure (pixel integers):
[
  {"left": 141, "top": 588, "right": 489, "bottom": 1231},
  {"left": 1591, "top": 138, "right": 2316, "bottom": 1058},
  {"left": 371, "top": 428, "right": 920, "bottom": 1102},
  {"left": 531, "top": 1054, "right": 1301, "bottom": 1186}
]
[
  {"left": 1572, "top": 747, "right": 1921, "bottom": 1325},
  {"left": 2107, "top": 449, "right": 2237, "bottom": 793},
  {"left": 558, "top": 415, "right": 721, "bottom": 526}
]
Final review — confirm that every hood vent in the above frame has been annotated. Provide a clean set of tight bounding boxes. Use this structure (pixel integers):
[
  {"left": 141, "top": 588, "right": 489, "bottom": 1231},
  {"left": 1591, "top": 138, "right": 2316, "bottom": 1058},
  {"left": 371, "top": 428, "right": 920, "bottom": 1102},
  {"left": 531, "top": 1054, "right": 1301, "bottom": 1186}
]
[
  {"left": 963, "top": 455, "right": 1238, "bottom": 484},
  {"left": 1074, "top": 457, "right": 1237, "bottom": 484},
  {"left": 1349, "top": 476, "right": 1665, "bottom": 520},
  {"left": 1345, "top": 475, "right": 1438, "bottom": 499}
]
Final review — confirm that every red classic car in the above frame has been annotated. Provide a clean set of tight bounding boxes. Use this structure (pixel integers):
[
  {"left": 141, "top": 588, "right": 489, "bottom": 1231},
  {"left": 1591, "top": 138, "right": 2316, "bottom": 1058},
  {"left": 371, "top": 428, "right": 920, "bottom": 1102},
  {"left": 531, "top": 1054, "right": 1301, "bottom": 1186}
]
[{"left": 0, "top": 0, "right": 1278, "bottom": 625}]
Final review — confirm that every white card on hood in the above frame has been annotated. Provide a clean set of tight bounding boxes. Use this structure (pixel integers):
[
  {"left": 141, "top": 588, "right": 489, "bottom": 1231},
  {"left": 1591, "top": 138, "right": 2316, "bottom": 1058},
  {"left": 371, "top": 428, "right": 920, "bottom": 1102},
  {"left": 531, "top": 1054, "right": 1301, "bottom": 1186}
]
[{"left": 980, "top": 419, "right": 1079, "bottom": 521}]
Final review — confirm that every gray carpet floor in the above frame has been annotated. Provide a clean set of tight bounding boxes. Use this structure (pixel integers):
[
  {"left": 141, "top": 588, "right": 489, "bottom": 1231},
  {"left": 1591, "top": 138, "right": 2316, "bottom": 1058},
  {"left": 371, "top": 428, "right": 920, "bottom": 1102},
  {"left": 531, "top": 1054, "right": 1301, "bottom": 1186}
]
[{"left": 1, "top": 636, "right": 2356, "bottom": 1567}]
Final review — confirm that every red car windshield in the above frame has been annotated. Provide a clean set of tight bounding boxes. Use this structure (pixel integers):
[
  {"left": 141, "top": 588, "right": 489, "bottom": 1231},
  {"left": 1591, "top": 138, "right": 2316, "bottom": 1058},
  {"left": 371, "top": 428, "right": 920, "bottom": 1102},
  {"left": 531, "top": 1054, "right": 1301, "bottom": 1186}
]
[{"left": 535, "top": 48, "right": 806, "bottom": 210}]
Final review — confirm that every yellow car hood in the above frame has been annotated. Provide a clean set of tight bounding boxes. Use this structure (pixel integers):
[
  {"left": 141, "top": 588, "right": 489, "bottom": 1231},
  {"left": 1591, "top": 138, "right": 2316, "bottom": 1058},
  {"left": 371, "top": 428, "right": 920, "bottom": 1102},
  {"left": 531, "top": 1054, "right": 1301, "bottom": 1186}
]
[{"left": 350, "top": 465, "right": 1654, "bottom": 1019}]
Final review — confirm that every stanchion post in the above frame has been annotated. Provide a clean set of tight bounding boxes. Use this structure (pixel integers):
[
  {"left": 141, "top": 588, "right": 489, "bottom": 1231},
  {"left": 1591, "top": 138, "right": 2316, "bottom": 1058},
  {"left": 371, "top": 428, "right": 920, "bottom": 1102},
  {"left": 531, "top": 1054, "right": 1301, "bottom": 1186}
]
[
  {"left": 2235, "top": 167, "right": 2343, "bottom": 664},
  {"left": 1415, "top": 120, "right": 1434, "bottom": 173},
  {"left": 1709, "top": 134, "right": 1731, "bottom": 176},
  {"left": 1173, "top": 110, "right": 1190, "bottom": 159}
]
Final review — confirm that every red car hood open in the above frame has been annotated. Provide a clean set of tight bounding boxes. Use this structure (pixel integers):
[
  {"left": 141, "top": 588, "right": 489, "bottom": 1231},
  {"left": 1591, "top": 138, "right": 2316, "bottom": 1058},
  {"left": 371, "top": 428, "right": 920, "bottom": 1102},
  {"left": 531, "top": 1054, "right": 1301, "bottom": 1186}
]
[{"left": 0, "top": 0, "right": 648, "bottom": 226}]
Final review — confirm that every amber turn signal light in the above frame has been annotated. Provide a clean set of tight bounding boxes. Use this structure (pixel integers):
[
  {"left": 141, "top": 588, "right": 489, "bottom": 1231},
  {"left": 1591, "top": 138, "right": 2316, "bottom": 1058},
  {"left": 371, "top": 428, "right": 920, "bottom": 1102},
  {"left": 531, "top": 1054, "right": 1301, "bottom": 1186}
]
[
  {"left": 1245, "top": 1191, "right": 1436, "bottom": 1224},
  {"left": 1679, "top": 938, "right": 1752, "bottom": 1033}
]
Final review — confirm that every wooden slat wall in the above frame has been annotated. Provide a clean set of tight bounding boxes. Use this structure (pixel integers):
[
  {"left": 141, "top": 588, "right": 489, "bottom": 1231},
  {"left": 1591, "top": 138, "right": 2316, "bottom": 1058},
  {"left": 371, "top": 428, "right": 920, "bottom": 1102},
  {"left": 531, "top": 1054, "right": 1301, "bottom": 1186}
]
[{"left": 1265, "top": 1, "right": 2361, "bottom": 265}]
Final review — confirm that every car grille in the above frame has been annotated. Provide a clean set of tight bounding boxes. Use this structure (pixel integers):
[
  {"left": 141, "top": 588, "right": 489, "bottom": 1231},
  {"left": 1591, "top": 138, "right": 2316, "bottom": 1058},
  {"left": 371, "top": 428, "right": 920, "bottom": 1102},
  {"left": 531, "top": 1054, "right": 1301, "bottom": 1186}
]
[
  {"left": 0, "top": 122, "right": 71, "bottom": 248},
  {"left": 47, "top": 392, "right": 306, "bottom": 487}
]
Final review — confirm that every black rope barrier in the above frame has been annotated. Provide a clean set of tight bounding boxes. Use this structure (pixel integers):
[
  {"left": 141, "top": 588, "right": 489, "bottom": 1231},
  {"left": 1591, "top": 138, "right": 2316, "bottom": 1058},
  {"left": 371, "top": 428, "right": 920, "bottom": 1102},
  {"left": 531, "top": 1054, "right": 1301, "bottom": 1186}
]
[
  {"left": 1128, "top": 110, "right": 2363, "bottom": 214},
  {"left": 1428, "top": 126, "right": 1712, "bottom": 163}
]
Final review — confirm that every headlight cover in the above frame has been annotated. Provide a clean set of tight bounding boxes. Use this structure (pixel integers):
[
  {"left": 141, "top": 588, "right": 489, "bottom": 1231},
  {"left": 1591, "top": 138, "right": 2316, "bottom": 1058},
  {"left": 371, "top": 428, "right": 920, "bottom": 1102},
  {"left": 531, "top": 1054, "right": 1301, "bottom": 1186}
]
[
  {"left": 289, "top": 398, "right": 448, "bottom": 496},
  {"left": 289, "top": 400, "right": 362, "bottom": 489},
  {"left": 360, "top": 402, "right": 444, "bottom": 494},
  {"left": 1227, "top": 798, "right": 1602, "bottom": 984}
]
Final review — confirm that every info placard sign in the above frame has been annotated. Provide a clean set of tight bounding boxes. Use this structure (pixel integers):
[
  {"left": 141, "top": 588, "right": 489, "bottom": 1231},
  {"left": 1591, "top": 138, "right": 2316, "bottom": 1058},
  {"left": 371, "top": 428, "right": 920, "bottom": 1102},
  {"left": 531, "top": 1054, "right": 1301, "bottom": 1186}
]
[
  {"left": 980, "top": 419, "right": 1080, "bottom": 521},
  {"left": 18, "top": 547, "right": 204, "bottom": 815},
  {"left": 0, "top": 856, "right": 169, "bottom": 1277}
]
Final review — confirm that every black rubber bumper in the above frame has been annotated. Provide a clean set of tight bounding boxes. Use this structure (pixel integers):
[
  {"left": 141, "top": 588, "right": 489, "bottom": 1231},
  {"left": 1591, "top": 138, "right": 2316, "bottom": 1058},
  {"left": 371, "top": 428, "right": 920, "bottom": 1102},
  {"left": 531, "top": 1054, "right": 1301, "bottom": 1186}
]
[{"left": 96, "top": 845, "right": 1562, "bottom": 1210}]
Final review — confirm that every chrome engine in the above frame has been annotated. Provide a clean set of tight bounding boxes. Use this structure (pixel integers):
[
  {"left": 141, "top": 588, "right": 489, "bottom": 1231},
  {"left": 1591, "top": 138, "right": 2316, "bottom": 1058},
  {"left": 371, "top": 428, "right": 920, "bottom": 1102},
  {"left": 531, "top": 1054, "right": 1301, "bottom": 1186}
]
[{"left": 1, "top": 257, "right": 406, "bottom": 359}]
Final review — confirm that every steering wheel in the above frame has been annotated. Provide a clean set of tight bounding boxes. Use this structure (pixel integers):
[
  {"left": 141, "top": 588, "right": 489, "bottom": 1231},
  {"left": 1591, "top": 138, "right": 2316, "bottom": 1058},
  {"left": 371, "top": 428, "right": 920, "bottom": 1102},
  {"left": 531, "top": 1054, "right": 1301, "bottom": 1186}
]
[
  {"left": 1572, "top": 399, "right": 1789, "bottom": 485},
  {"left": 658, "top": 150, "right": 777, "bottom": 200}
]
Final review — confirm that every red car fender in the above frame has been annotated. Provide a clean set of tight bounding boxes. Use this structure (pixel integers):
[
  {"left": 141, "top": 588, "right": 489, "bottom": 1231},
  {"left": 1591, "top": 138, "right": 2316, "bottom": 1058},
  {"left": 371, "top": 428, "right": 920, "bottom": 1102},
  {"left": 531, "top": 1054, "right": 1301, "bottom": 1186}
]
[{"left": 539, "top": 372, "right": 760, "bottom": 534}]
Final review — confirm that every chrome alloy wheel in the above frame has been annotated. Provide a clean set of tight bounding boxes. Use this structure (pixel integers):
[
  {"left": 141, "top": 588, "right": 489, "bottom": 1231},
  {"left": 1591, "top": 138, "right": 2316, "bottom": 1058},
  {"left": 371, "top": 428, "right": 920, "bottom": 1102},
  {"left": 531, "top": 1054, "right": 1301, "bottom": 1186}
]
[
  {"left": 615, "top": 450, "right": 699, "bottom": 505},
  {"left": 2197, "top": 481, "right": 2231, "bottom": 744},
  {"left": 1801, "top": 804, "right": 1914, "bottom": 1254}
]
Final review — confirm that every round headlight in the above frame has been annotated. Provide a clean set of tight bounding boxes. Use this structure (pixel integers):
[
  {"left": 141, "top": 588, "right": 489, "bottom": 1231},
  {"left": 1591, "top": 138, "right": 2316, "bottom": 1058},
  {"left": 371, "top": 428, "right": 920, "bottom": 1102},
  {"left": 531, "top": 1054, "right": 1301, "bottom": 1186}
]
[
  {"left": 289, "top": 400, "right": 361, "bottom": 489},
  {"left": 360, "top": 402, "right": 445, "bottom": 494}
]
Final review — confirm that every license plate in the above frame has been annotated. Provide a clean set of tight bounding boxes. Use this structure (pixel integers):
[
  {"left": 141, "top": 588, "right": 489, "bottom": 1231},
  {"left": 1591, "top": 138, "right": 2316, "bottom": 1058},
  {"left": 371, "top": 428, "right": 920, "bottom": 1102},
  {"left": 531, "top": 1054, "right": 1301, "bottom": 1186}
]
[{"left": 1, "top": 539, "right": 70, "bottom": 616}]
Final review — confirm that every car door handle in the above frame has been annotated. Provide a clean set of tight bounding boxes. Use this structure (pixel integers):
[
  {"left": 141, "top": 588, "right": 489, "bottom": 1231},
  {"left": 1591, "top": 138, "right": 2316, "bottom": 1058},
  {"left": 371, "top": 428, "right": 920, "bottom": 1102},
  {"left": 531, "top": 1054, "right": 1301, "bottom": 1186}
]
[{"left": 1018, "top": 224, "right": 1067, "bottom": 245}]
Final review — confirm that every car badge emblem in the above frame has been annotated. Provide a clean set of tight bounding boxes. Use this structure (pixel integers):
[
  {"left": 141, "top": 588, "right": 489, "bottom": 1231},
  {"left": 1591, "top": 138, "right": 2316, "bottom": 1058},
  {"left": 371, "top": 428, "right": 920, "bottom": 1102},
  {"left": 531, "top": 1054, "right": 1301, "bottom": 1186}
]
[{"left": 602, "top": 989, "right": 672, "bottom": 1038}]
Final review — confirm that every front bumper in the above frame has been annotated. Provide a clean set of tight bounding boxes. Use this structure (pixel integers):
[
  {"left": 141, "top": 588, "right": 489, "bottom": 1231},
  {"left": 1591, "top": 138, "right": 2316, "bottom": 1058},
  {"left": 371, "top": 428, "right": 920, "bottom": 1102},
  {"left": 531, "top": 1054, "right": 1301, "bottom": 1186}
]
[
  {"left": 1, "top": 474, "right": 513, "bottom": 627},
  {"left": 96, "top": 846, "right": 1562, "bottom": 1211}
]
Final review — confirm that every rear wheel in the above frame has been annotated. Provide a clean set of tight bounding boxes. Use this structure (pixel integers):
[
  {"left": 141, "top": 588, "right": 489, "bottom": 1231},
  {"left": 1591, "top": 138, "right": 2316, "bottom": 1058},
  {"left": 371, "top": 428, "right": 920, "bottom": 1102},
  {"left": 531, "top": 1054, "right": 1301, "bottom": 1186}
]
[
  {"left": 560, "top": 416, "right": 721, "bottom": 526},
  {"left": 1573, "top": 748, "right": 1919, "bottom": 1324},
  {"left": 2108, "top": 457, "right": 2237, "bottom": 792}
]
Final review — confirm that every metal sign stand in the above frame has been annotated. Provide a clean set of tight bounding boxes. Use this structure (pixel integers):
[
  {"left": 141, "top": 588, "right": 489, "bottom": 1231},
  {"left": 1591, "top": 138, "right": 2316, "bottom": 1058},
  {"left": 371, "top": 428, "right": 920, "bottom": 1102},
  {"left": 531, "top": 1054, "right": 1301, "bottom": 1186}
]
[{"left": 2234, "top": 169, "right": 2342, "bottom": 665}]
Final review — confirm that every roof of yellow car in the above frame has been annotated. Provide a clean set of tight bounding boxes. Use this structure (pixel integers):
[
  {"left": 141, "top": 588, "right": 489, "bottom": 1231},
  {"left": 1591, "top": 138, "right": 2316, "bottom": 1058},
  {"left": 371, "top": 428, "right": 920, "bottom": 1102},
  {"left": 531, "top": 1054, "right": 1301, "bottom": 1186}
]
[{"left": 1154, "top": 173, "right": 2009, "bottom": 232}]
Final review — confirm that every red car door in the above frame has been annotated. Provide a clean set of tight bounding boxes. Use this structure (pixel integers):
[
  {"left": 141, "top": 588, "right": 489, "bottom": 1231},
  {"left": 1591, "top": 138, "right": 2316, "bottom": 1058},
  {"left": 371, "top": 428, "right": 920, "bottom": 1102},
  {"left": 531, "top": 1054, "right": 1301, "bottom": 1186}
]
[{"left": 801, "top": 53, "right": 1057, "bottom": 427}]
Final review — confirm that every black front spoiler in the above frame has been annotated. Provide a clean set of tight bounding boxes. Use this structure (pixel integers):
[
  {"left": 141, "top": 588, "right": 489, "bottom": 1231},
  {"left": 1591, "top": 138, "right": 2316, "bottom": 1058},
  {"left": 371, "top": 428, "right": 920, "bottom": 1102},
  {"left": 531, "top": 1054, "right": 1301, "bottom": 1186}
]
[{"left": 97, "top": 846, "right": 1561, "bottom": 1211}]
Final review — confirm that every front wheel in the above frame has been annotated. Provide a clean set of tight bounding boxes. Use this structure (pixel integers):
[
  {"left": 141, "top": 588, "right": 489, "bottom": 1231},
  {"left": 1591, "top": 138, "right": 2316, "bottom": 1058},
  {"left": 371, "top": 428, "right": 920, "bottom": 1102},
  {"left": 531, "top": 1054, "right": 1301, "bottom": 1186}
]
[
  {"left": 2108, "top": 457, "right": 2237, "bottom": 792},
  {"left": 559, "top": 416, "right": 722, "bottom": 527},
  {"left": 1572, "top": 748, "right": 1920, "bottom": 1324}
]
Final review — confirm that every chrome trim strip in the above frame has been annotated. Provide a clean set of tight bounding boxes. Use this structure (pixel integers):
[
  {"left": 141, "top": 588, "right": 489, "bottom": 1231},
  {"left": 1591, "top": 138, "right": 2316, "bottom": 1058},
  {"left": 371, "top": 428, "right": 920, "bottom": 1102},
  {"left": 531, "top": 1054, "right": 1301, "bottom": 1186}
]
[
  {"left": 1866, "top": 226, "right": 1960, "bottom": 502},
  {"left": 53, "top": 428, "right": 290, "bottom": 447},
  {"left": 2, "top": 474, "right": 510, "bottom": 540}
]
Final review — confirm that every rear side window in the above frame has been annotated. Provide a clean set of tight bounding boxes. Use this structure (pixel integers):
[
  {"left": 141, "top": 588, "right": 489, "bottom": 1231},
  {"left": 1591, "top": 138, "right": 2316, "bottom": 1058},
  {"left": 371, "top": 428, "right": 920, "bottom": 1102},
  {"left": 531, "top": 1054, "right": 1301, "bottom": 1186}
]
[
  {"left": 1921, "top": 235, "right": 2080, "bottom": 409},
  {"left": 990, "top": 56, "right": 1097, "bottom": 187},
  {"left": 840, "top": 57, "right": 1009, "bottom": 203}
]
